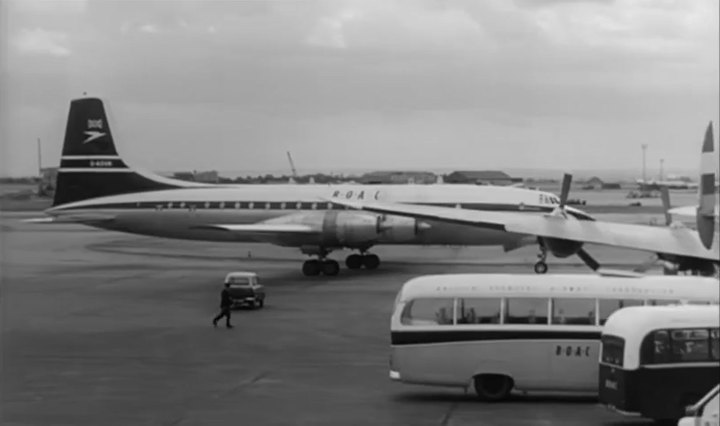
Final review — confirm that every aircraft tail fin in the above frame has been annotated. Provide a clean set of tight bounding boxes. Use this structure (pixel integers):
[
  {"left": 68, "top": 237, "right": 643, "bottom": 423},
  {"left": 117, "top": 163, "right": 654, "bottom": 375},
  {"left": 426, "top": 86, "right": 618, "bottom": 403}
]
[
  {"left": 53, "top": 98, "right": 193, "bottom": 207},
  {"left": 696, "top": 121, "right": 716, "bottom": 248}
]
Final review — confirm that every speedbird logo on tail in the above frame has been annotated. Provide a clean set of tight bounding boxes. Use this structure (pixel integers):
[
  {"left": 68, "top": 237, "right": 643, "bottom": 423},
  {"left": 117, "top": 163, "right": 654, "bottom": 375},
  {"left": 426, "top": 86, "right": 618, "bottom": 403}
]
[
  {"left": 83, "top": 130, "right": 106, "bottom": 144},
  {"left": 83, "top": 118, "right": 106, "bottom": 144}
]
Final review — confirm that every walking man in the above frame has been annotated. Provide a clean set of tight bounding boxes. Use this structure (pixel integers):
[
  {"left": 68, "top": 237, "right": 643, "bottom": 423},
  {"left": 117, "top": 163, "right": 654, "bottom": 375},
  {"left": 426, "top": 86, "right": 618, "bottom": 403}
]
[{"left": 213, "top": 283, "right": 233, "bottom": 328}]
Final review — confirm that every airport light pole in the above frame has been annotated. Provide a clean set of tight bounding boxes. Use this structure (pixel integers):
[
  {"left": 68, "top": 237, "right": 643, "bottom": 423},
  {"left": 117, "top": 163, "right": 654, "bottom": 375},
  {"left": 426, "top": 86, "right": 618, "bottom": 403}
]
[
  {"left": 641, "top": 144, "right": 648, "bottom": 184},
  {"left": 659, "top": 158, "right": 664, "bottom": 181},
  {"left": 37, "top": 138, "right": 42, "bottom": 177}
]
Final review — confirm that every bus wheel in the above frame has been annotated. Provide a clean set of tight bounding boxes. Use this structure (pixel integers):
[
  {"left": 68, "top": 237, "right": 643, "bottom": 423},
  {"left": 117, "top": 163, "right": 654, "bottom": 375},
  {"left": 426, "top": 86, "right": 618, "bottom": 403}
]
[{"left": 473, "top": 375, "right": 513, "bottom": 401}]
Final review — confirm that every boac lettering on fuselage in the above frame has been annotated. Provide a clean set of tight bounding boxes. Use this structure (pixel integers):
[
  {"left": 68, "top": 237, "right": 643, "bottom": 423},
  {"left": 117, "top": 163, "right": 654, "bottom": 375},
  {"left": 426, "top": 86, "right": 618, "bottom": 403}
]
[
  {"left": 331, "top": 190, "right": 381, "bottom": 201},
  {"left": 555, "top": 345, "right": 591, "bottom": 357}
]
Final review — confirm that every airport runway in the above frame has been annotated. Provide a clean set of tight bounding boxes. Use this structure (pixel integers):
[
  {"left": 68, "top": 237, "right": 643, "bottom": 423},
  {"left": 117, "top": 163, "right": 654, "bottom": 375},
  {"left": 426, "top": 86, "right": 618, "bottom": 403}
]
[{"left": 0, "top": 214, "right": 673, "bottom": 425}]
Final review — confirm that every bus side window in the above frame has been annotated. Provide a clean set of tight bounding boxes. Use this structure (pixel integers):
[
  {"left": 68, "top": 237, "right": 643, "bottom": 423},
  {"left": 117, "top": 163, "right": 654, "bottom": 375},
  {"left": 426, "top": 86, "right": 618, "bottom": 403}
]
[
  {"left": 710, "top": 329, "right": 719, "bottom": 360},
  {"left": 505, "top": 298, "right": 548, "bottom": 325},
  {"left": 457, "top": 298, "right": 501, "bottom": 324},
  {"left": 670, "top": 328, "right": 710, "bottom": 362},
  {"left": 551, "top": 298, "right": 595, "bottom": 325},
  {"left": 648, "top": 300, "right": 680, "bottom": 306},
  {"left": 598, "top": 299, "right": 643, "bottom": 325},
  {"left": 400, "top": 298, "right": 455, "bottom": 326},
  {"left": 648, "top": 330, "right": 671, "bottom": 364}
]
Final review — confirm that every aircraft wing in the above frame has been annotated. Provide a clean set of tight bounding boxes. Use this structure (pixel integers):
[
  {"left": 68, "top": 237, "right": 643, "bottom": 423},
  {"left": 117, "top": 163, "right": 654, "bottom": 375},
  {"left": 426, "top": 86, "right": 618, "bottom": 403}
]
[
  {"left": 192, "top": 224, "right": 315, "bottom": 234},
  {"left": 327, "top": 199, "right": 720, "bottom": 261},
  {"left": 23, "top": 213, "right": 116, "bottom": 224},
  {"left": 669, "top": 205, "right": 720, "bottom": 219}
]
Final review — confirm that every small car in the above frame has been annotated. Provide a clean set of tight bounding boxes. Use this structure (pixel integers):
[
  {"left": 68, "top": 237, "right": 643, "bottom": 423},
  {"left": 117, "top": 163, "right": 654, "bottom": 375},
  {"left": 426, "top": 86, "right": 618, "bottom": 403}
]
[
  {"left": 678, "top": 384, "right": 719, "bottom": 426},
  {"left": 224, "top": 272, "right": 265, "bottom": 309}
]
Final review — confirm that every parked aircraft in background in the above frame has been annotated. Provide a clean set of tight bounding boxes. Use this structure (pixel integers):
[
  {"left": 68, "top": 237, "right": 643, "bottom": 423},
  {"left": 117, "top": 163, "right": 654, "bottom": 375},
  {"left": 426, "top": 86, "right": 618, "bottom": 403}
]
[
  {"left": 33, "top": 97, "right": 591, "bottom": 277},
  {"left": 329, "top": 123, "right": 720, "bottom": 277}
]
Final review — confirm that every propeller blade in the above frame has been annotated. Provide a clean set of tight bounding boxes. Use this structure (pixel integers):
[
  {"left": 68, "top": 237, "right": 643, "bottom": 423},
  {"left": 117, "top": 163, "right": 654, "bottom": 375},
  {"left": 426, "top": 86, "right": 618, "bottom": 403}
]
[
  {"left": 576, "top": 248, "right": 600, "bottom": 271},
  {"left": 697, "top": 122, "right": 716, "bottom": 249},
  {"left": 659, "top": 186, "right": 672, "bottom": 226},
  {"left": 559, "top": 173, "right": 573, "bottom": 208}
]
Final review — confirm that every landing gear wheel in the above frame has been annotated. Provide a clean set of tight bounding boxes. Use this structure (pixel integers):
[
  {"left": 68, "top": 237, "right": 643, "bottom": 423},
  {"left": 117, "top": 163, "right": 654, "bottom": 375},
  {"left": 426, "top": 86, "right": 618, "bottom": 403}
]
[
  {"left": 362, "top": 254, "right": 380, "bottom": 270},
  {"left": 473, "top": 375, "right": 513, "bottom": 401},
  {"left": 302, "top": 260, "right": 321, "bottom": 276},
  {"left": 322, "top": 260, "right": 340, "bottom": 276},
  {"left": 345, "top": 254, "right": 363, "bottom": 270},
  {"left": 534, "top": 261, "right": 548, "bottom": 274}
]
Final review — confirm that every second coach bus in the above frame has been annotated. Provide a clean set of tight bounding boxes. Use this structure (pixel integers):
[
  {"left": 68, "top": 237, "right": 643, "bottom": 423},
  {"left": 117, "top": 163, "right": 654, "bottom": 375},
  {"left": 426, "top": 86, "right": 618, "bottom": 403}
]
[
  {"left": 599, "top": 305, "right": 719, "bottom": 422},
  {"left": 389, "top": 274, "right": 718, "bottom": 401}
]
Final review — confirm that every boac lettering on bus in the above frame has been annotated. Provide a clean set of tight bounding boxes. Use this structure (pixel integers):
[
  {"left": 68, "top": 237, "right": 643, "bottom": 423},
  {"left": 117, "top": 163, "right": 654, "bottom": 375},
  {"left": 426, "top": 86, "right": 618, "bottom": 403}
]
[
  {"left": 555, "top": 345, "right": 591, "bottom": 357},
  {"left": 331, "top": 190, "right": 381, "bottom": 200}
]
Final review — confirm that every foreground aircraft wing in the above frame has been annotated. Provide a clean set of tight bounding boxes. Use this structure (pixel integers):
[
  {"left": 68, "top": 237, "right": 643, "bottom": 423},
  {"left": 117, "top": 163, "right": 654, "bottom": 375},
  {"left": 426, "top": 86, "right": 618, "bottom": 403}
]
[
  {"left": 327, "top": 199, "right": 719, "bottom": 261},
  {"left": 669, "top": 205, "right": 720, "bottom": 220}
]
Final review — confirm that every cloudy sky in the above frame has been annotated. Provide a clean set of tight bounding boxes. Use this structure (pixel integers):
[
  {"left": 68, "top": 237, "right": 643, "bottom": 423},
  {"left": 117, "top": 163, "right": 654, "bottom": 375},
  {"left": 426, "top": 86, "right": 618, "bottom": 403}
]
[{"left": 1, "top": 0, "right": 718, "bottom": 177}]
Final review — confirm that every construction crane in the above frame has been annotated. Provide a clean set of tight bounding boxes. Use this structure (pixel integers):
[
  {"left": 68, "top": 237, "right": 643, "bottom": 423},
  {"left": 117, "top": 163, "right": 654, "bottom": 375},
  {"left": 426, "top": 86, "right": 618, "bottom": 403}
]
[{"left": 286, "top": 151, "right": 298, "bottom": 184}]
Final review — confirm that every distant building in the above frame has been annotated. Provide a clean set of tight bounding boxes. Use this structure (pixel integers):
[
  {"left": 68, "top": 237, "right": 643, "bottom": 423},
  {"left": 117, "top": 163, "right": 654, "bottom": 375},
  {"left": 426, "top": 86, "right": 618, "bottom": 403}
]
[
  {"left": 171, "top": 170, "right": 219, "bottom": 183},
  {"left": 194, "top": 170, "right": 219, "bottom": 184},
  {"left": 445, "top": 170, "right": 522, "bottom": 186},
  {"left": 582, "top": 176, "right": 621, "bottom": 190},
  {"left": 172, "top": 172, "right": 196, "bottom": 182},
  {"left": 359, "top": 171, "right": 437, "bottom": 185},
  {"left": 583, "top": 177, "right": 604, "bottom": 190}
]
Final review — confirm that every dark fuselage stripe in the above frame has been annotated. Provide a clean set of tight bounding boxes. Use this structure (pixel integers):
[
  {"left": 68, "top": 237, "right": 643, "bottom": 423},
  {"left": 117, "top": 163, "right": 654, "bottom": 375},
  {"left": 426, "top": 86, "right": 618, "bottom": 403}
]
[
  {"left": 55, "top": 201, "right": 563, "bottom": 214},
  {"left": 391, "top": 330, "right": 602, "bottom": 345}
]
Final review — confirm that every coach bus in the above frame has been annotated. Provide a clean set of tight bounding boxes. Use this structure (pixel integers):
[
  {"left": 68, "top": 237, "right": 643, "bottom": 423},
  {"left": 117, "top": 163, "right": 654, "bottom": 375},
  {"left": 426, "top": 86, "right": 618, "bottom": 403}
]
[
  {"left": 599, "top": 305, "right": 719, "bottom": 422},
  {"left": 388, "top": 274, "right": 718, "bottom": 401}
]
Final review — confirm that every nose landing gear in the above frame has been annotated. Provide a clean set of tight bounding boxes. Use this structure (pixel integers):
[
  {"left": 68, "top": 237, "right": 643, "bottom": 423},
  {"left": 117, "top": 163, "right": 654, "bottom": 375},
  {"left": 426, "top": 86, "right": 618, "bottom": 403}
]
[{"left": 534, "top": 245, "right": 548, "bottom": 274}]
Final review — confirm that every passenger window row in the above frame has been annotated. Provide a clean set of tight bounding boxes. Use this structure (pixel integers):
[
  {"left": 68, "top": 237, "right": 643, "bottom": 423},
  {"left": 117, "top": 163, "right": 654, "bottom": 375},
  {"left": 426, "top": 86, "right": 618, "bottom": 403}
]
[
  {"left": 151, "top": 201, "right": 346, "bottom": 211},
  {"left": 401, "top": 297, "right": 688, "bottom": 326},
  {"left": 643, "top": 328, "right": 720, "bottom": 364}
]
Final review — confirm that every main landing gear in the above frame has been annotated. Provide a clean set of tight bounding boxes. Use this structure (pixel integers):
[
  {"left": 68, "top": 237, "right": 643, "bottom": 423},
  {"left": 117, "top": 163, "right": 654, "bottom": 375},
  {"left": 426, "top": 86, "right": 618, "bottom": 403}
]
[
  {"left": 302, "top": 259, "right": 340, "bottom": 277},
  {"left": 534, "top": 245, "right": 548, "bottom": 274},
  {"left": 345, "top": 253, "right": 380, "bottom": 270},
  {"left": 300, "top": 252, "right": 382, "bottom": 277}
]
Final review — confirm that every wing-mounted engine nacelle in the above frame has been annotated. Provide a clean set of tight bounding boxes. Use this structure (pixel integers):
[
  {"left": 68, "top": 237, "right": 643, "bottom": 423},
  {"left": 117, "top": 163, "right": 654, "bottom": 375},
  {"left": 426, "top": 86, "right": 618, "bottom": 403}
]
[
  {"left": 541, "top": 237, "right": 584, "bottom": 258},
  {"left": 376, "top": 215, "right": 430, "bottom": 243},
  {"left": 324, "top": 211, "right": 384, "bottom": 246},
  {"left": 257, "top": 211, "right": 381, "bottom": 248}
]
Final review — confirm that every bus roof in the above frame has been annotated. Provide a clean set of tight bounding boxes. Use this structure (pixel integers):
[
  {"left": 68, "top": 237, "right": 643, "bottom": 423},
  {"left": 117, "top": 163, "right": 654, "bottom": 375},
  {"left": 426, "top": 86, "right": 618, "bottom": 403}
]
[
  {"left": 602, "top": 305, "right": 720, "bottom": 343},
  {"left": 396, "top": 274, "right": 719, "bottom": 303}
]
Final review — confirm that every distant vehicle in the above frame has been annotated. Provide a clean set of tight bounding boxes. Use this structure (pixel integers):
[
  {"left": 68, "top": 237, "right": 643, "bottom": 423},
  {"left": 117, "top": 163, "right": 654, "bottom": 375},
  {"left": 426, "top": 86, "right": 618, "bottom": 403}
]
[
  {"left": 599, "top": 305, "right": 719, "bottom": 422},
  {"left": 388, "top": 274, "right": 719, "bottom": 401},
  {"left": 224, "top": 272, "right": 265, "bottom": 309},
  {"left": 677, "top": 384, "right": 719, "bottom": 426}
]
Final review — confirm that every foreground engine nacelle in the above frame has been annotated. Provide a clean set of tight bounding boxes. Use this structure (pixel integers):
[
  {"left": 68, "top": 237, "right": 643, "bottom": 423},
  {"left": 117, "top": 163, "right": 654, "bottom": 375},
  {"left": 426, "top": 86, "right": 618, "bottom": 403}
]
[
  {"left": 660, "top": 254, "right": 719, "bottom": 277},
  {"left": 541, "top": 237, "right": 584, "bottom": 259}
]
